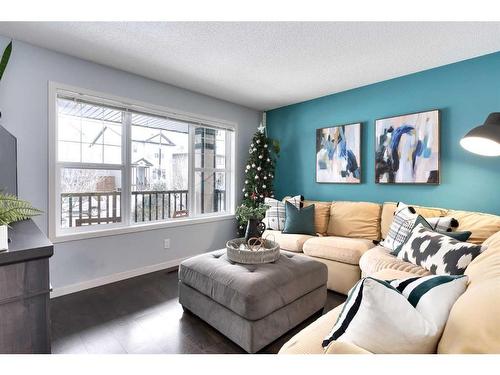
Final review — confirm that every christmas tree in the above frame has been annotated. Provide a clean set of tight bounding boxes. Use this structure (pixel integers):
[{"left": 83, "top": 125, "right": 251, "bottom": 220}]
[{"left": 236, "top": 115, "right": 280, "bottom": 234}]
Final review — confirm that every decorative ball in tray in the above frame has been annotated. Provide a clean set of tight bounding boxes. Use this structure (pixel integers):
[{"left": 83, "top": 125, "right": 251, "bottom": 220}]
[{"left": 226, "top": 237, "right": 280, "bottom": 264}]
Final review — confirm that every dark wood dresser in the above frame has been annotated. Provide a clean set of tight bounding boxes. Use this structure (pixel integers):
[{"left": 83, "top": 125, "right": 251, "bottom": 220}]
[{"left": 0, "top": 219, "right": 53, "bottom": 353}]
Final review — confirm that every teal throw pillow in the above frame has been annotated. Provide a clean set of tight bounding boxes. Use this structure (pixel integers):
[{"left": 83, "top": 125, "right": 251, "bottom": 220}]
[
  {"left": 283, "top": 201, "right": 316, "bottom": 236},
  {"left": 438, "top": 230, "right": 472, "bottom": 242}
]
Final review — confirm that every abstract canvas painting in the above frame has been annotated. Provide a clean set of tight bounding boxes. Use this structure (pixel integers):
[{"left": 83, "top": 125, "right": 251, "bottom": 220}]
[
  {"left": 316, "top": 123, "right": 361, "bottom": 184},
  {"left": 375, "top": 110, "right": 440, "bottom": 184}
]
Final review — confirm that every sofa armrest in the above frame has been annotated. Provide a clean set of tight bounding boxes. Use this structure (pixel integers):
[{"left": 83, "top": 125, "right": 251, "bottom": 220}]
[{"left": 324, "top": 341, "right": 372, "bottom": 354}]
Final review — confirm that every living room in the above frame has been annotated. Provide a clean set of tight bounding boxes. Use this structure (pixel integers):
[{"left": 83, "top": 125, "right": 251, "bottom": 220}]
[{"left": 1, "top": 1, "right": 500, "bottom": 373}]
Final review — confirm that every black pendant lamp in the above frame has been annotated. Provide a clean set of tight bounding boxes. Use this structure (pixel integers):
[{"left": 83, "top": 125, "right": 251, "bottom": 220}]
[{"left": 460, "top": 113, "right": 500, "bottom": 156}]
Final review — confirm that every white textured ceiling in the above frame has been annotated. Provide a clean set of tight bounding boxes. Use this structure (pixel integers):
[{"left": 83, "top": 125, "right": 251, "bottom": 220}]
[{"left": 1, "top": 22, "right": 500, "bottom": 110}]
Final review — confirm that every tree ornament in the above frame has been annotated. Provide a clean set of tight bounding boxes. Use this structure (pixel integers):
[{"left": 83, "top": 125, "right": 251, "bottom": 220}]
[
  {"left": 257, "top": 167, "right": 262, "bottom": 171},
  {"left": 252, "top": 163, "right": 256, "bottom": 168},
  {"left": 244, "top": 193, "right": 248, "bottom": 197},
  {"left": 262, "top": 184, "right": 266, "bottom": 189},
  {"left": 263, "top": 176, "right": 267, "bottom": 180},
  {"left": 254, "top": 175, "right": 259, "bottom": 179},
  {"left": 253, "top": 148, "right": 257, "bottom": 152},
  {"left": 258, "top": 155, "right": 263, "bottom": 159},
  {"left": 267, "top": 158, "right": 270, "bottom": 162},
  {"left": 245, "top": 180, "right": 248, "bottom": 184},
  {"left": 246, "top": 165, "right": 250, "bottom": 169},
  {"left": 251, "top": 143, "right": 254, "bottom": 148},
  {"left": 264, "top": 144, "right": 268, "bottom": 148},
  {"left": 260, "top": 194, "right": 263, "bottom": 198},
  {"left": 249, "top": 148, "right": 253, "bottom": 154},
  {"left": 256, "top": 139, "right": 260, "bottom": 144}
]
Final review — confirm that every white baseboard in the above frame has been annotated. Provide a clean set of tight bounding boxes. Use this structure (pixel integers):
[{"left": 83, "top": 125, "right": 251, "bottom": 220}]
[{"left": 50, "top": 257, "right": 188, "bottom": 298}]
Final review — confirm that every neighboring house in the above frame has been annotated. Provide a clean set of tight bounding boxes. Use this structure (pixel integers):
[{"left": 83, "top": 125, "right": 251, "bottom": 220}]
[
  {"left": 131, "top": 157, "right": 153, "bottom": 191},
  {"left": 131, "top": 131, "right": 179, "bottom": 191}
]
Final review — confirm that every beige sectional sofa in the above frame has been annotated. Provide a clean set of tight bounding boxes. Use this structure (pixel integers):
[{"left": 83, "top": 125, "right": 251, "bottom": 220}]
[
  {"left": 263, "top": 199, "right": 500, "bottom": 353},
  {"left": 264, "top": 200, "right": 500, "bottom": 294}
]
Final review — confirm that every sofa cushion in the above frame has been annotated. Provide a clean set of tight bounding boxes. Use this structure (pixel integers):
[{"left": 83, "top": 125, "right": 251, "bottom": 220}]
[
  {"left": 438, "top": 230, "right": 500, "bottom": 353},
  {"left": 327, "top": 201, "right": 381, "bottom": 241},
  {"left": 322, "top": 275, "right": 468, "bottom": 353},
  {"left": 359, "top": 246, "right": 431, "bottom": 277},
  {"left": 263, "top": 229, "right": 313, "bottom": 252},
  {"left": 283, "top": 201, "right": 316, "bottom": 236},
  {"left": 426, "top": 216, "right": 459, "bottom": 232},
  {"left": 279, "top": 305, "right": 343, "bottom": 354},
  {"left": 397, "top": 223, "right": 486, "bottom": 275},
  {"left": 303, "top": 200, "right": 331, "bottom": 235},
  {"left": 324, "top": 341, "right": 372, "bottom": 354},
  {"left": 381, "top": 202, "right": 419, "bottom": 252},
  {"left": 447, "top": 209, "right": 500, "bottom": 245},
  {"left": 303, "top": 236, "right": 375, "bottom": 265},
  {"left": 262, "top": 195, "right": 302, "bottom": 231},
  {"left": 179, "top": 249, "right": 327, "bottom": 321},
  {"left": 370, "top": 268, "right": 422, "bottom": 280},
  {"left": 381, "top": 202, "right": 448, "bottom": 239},
  {"left": 279, "top": 267, "right": 436, "bottom": 355}
]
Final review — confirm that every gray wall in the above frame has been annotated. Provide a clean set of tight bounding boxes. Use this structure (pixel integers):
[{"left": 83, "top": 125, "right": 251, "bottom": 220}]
[{"left": 0, "top": 36, "right": 259, "bottom": 291}]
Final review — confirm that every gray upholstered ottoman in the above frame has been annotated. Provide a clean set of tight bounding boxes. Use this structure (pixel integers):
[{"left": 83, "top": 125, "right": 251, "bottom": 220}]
[{"left": 178, "top": 249, "right": 328, "bottom": 353}]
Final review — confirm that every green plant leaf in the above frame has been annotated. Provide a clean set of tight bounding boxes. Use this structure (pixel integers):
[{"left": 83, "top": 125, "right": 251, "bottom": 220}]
[
  {"left": 0, "top": 193, "right": 42, "bottom": 226},
  {"left": 0, "top": 41, "right": 12, "bottom": 81}
]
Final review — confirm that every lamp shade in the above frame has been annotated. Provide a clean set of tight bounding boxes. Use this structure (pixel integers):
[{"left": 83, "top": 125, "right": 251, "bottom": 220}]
[{"left": 460, "top": 113, "right": 500, "bottom": 156}]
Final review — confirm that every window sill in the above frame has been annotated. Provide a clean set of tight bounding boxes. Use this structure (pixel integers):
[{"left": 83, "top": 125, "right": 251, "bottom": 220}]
[{"left": 51, "top": 213, "right": 236, "bottom": 243}]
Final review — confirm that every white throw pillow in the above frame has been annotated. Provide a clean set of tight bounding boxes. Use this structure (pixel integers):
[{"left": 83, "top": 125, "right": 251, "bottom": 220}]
[
  {"left": 261, "top": 195, "right": 302, "bottom": 231},
  {"left": 380, "top": 202, "right": 418, "bottom": 252},
  {"left": 322, "top": 275, "right": 468, "bottom": 353},
  {"left": 398, "top": 223, "right": 486, "bottom": 275},
  {"left": 425, "top": 216, "right": 459, "bottom": 232}
]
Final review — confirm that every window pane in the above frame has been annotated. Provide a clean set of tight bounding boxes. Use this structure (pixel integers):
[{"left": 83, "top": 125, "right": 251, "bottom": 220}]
[
  {"left": 82, "top": 142, "right": 103, "bottom": 163},
  {"left": 194, "top": 171, "right": 227, "bottom": 214},
  {"left": 60, "top": 168, "right": 122, "bottom": 229},
  {"left": 130, "top": 114, "right": 189, "bottom": 222},
  {"left": 58, "top": 141, "right": 81, "bottom": 162},
  {"left": 103, "top": 145, "right": 121, "bottom": 164},
  {"left": 195, "top": 127, "right": 226, "bottom": 169},
  {"left": 57, "top": 98, "right": 123, "bottom": 164}
]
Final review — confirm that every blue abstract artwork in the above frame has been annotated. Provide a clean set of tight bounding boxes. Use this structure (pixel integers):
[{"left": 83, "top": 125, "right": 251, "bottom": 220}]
[
  {"left": 316, "top": 123, "right": 361, "bottom": 183},
  {"left": 375, "top": 110, "right": 440, "bottom": 184}
]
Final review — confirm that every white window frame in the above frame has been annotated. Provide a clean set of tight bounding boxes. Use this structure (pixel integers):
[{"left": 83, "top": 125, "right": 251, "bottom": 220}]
[{"left": 48, "top": 82, "right": 237, "bottom": 243}]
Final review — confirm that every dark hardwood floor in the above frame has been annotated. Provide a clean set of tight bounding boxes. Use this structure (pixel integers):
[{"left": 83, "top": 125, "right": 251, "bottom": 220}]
[{"left": 51, "top": 268, "right": 346, "bottom": 354}]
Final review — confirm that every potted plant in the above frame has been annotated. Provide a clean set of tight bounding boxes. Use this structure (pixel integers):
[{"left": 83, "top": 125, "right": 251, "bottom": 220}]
[
  {"left": 0, "top": 193, "right": 42, "bottom": 251},
  {"left": 235, "top": 203, "right": 269, "bottom": 242}
]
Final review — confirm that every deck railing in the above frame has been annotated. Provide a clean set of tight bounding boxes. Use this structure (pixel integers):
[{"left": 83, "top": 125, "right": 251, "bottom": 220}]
[
  {"left": 132, "top": 190, "right": 188, "bottom": 222},
  {"left": 60, "top": 189, "right": 225, "bottom": 227},
  {"left": 61, "top": 191, "right": 121, "bottom": 227}
]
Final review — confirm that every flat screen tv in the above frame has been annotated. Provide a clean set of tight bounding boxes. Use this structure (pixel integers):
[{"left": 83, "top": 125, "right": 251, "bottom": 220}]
[{"left": 0, "top": 124, "right": 18, "bottom": 196}]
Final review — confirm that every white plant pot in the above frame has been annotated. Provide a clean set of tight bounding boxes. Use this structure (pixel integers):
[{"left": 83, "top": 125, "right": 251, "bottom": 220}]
[{"left": 0, "top": 225, "right": 8, "bottom": 251}]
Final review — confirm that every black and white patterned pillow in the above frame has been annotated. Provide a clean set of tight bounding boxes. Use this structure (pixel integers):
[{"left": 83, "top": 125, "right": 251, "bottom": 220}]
[
  {"left": 398, "top": 223, "right": 486, "bottom": 275},
  {"left": 261, "top": 195, "right": 302, "bottom": 231},
  {"left": 381, "top": 202, "right": 418, "bottom": 252}
]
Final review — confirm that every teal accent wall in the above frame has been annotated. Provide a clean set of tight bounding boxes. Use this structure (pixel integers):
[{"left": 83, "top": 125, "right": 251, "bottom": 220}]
[{"left": 267, "top": 52, "right": 500, "bottom": 215}]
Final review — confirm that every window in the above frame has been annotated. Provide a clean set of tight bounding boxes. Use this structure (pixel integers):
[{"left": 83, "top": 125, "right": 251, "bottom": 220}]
[{"left": 50, "top": 84, "right": 235, "bottom": 240}]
